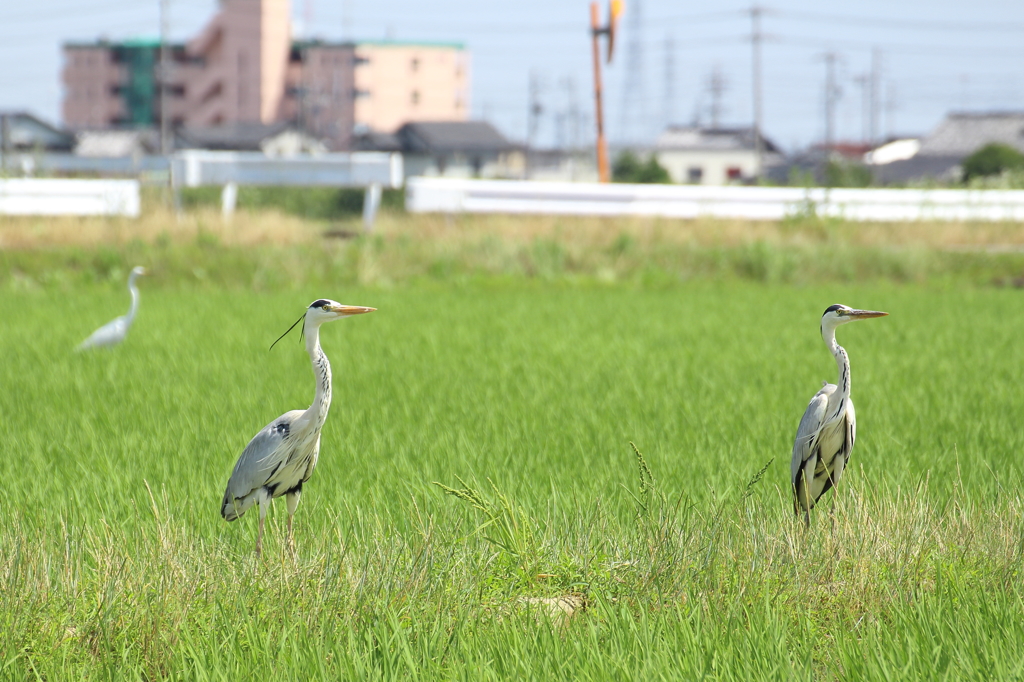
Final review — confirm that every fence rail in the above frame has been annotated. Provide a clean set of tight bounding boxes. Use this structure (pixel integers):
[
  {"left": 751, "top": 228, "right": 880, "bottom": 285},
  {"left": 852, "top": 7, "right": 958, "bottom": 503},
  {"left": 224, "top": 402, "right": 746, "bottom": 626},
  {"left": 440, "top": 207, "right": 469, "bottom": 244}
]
[
  {"left": 406, "top": 178, "right": 1024, "bottom": 222},
  {"left": 171, "top": 151, "right": 403, "bottom": 226},
  {"left": 0, "top": 178, "right": 140, "bottom": 217}
]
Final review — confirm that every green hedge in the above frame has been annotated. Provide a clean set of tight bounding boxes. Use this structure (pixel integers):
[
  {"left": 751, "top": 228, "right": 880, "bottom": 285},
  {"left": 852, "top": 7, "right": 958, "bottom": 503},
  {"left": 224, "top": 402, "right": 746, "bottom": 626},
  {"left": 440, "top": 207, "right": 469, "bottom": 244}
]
[{"left": 178, "top": 186, "right": 405, "bottom": 220}]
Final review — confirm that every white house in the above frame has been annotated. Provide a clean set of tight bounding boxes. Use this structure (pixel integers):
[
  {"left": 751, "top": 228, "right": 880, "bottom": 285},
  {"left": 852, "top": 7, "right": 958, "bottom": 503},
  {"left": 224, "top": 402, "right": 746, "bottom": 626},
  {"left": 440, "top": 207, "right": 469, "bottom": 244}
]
[{"left": 654, "top": 126, "right": 782, "bottom": 185}]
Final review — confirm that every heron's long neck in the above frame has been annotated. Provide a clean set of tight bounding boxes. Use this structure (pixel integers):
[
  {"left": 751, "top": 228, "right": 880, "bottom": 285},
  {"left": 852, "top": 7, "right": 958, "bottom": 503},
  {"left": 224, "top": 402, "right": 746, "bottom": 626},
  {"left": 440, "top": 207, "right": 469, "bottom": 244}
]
[
  {"left": 125, "top": 276, "right": 140, "bottom": 323},
  {"left": 823, "top": 326, "right": 852, "bottom": 400},
  {"left": 302, "top": 325, "right": 332, "bottom": 430}
]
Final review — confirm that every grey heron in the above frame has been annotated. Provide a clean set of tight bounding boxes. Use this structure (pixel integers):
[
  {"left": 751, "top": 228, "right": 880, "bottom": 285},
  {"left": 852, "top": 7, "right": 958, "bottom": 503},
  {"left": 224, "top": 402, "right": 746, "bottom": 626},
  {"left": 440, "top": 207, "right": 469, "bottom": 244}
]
[
  {"left": 791, "top": 304, "right": 888, "bottom": 526},
  {"left": 77, "top": 266, "right": 146, "bottom": 350},
  {"left": 221, "top": 299, "right": 376, "bottom": 557}
]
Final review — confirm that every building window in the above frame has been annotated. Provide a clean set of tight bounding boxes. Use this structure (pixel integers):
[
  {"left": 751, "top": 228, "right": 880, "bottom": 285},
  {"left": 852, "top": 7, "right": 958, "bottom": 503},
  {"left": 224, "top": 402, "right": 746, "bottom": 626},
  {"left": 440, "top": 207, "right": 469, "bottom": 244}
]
[
  {"left": 727, "top": 166, "right": 742, "bottom": 180},
  {"left": 687, "top": 167, "right": 703, "bottom": 183},
  {"left": 411, "top": 90, "right": 420, "bottom": 105},
  {"left": 411, "top": 57, "right": 420, "bottom": 72},
  {"left": 354, "top": 55, "right": 370, "bottom": 66}
]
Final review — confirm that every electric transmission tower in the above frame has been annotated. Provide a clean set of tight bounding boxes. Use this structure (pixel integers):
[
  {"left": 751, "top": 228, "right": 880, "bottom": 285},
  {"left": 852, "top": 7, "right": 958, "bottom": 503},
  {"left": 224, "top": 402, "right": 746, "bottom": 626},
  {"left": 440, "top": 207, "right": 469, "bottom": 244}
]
[
  {"left": 663, "top": 34, "right": 675, "bottom": 132},
  {"left": 705, "top": 67, "right": 727, "bottom": 128},
  {"left": 821, "top": 52, "right": 842, "bottom": 149},
  {"left": 618, "top": 0, "right": 646, "bottom": 144}
]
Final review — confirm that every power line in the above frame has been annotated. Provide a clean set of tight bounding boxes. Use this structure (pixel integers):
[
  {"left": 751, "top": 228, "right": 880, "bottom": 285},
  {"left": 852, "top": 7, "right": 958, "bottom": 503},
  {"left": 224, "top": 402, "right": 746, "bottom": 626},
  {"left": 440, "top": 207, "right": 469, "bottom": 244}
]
[{"left": 781, "top": 9, "right": 1024, "bottom": 34}]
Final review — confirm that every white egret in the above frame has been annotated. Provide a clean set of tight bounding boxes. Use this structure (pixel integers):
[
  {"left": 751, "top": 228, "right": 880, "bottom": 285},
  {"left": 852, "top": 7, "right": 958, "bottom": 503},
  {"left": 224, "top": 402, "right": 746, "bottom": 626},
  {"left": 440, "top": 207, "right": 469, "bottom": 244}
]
[
  {"left": 791, "top": 304, "right": 888, "bottom": 526},
  {"left": 221, "top": 299, "right": 376, "bottom": 557},
  {"left": 77, "top": 266, "right": 146, "bottom": 351}
]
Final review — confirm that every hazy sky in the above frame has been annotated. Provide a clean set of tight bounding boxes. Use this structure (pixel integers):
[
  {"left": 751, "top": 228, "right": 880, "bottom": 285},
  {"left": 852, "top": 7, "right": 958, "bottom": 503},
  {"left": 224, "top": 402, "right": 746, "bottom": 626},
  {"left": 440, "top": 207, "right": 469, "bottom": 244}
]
[{"left": 1, "top": 0, "right": 1022, "bottom": 151}]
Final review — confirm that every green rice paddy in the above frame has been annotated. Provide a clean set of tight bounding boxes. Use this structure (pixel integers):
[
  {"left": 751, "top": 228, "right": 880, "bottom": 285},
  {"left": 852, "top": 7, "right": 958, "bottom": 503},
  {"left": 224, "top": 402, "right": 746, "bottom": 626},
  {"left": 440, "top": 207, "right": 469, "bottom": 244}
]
[{"left": 2, "top": 279, "right": 1024, "bottom": 679}]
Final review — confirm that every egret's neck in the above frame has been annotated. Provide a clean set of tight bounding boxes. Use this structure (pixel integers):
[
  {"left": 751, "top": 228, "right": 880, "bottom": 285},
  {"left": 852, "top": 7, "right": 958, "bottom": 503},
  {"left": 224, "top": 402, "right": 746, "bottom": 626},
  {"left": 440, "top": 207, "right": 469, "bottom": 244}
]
[
  {"left": 822, "top": 325, "right": 851, "bottom": 398},
  {"left": 125, "top": 275, "right": 141, "bottom": 323},
  {"left": 302, "top": 323, "right": 332, "bottom": 429}
]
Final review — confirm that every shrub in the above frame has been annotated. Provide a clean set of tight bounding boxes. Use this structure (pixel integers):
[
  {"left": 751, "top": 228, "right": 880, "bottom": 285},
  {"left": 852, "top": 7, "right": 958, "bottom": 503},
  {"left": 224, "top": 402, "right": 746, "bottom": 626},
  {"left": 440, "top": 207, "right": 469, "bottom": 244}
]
[
  {"left": 962, "top": 143, "right": 1024, "bottom": 181},
  {"left": 824, "top": 160, "right": 872, "bottom": 188},
  {"left": 613, "top": 151, "right": 672, "bottom": 184}
]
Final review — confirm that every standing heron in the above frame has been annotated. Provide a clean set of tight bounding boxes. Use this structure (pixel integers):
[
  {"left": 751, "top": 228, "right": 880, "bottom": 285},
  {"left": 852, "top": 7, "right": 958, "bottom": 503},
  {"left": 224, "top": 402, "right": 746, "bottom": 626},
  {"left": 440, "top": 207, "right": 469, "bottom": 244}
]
[
  {"left": 791, "top": 304, "right": 888, "bottom": 526},
  {"left": 77, "top": 266, "right": 146, "bottom": 350},
  {"left": 221, "top": 299, "right": 376, "bottom": 556}
]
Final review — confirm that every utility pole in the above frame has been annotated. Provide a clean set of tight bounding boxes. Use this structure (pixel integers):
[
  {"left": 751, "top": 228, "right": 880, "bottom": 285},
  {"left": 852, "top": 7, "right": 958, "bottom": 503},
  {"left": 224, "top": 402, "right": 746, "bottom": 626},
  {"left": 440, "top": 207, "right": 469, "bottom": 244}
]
[
  {"left": 749, "top": 5, "right": 764, "bottom": 177},
  {"left": 589, "top": 1, "right": 621, "bottom": 183},
  {"left": 854, "top": 74, "right": 870, "bottom": 144},
  {"left": 822, "top": 52, "right": 841, "bottom": 150},
  {"left": 342, "top": 0, "right": 353, "bottom": 40},
  {"left": 527, "top": 71, "right": 543, "bottom": 178},
  {"left": 561, "top": 76, "right": 581, "bottom": 150},
  {"left": 528, "top": 71, "right": 543, "bottom": 148},
  {"left": 869, "top": 48, "right": 881, "bottom": 144},
  {"left": 159, "top": 0, "right": 171, "bottom": 155},
  {"left": 884, "top": 82, "right": 898, "bottom": 139}
]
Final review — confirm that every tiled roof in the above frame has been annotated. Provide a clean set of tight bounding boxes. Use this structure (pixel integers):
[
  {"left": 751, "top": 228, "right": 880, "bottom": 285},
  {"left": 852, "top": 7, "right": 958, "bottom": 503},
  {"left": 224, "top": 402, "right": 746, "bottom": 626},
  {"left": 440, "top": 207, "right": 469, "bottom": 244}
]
[
  {"left": 656, "top": 126, "right": 781, "bottom": 154},
  {"left": 396, "top": 121, "right": 513, "bottom": 154},
  {"left": 918, "top": 112, "right": 1024, "bottom": 156},
  {"left": 175, "top": 122, "right": 293, "bottom": 151}
]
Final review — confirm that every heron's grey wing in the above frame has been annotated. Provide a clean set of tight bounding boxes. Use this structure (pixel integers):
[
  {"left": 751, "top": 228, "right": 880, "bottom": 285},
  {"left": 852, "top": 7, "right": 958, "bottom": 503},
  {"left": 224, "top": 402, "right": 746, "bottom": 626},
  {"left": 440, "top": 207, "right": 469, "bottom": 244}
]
[
  {"left": 223, "top": 410, "right": 304, "bottom": 510},
  {"left": 77, "top": 316, "right": 128, "bottom": 350},
  {"left": 790, "top": 384, "right": 835, "bottom": 488}
]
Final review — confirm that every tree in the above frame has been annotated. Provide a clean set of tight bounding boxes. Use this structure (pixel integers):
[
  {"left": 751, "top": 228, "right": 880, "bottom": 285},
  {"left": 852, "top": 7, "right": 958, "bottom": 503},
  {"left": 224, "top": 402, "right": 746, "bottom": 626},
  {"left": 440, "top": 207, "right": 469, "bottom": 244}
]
[
  {"left": 962, "top": 143, "right": 1024, "bottom": 181},
  {"left": 613, "top": 151, "right": 671, "bottom": 184}
]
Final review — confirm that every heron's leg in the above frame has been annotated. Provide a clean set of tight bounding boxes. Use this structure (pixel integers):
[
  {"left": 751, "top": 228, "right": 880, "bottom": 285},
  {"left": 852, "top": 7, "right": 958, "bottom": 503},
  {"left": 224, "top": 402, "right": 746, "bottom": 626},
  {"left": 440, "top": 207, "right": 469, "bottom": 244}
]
[
  {"left": 256, "top": 500, "right": 268, "bottom": 558},
  {"left": 286, "top": 489, "right": 302, "bottom": 552}
]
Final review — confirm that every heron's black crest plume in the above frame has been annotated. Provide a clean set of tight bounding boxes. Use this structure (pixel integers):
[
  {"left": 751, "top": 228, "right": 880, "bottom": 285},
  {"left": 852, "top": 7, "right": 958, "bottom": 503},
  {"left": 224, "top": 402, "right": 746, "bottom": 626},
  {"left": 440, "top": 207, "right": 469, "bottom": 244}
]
[{"left": 270, "top": 310, "right": 306, "bottom": 351}]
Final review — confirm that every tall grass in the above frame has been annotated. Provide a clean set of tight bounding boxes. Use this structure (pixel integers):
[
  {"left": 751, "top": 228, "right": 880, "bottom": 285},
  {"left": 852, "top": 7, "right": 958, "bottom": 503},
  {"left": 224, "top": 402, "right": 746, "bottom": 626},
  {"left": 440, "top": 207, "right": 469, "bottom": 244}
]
[{"left": 4, "top": 209, "right": 1024, "bottom": 292}]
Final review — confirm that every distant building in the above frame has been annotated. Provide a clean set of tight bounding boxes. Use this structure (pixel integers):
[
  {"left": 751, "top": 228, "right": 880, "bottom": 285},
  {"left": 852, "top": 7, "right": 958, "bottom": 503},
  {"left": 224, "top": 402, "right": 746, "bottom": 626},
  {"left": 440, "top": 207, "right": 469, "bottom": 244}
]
[
  {"left": 870, "top": 112, "right": 1024, "bottom": 184},
  {"left": 174, "top": 121, "right": 326, "bottom": 155},
  {"left": 61, "top": 0, "right": 469, "bottom": 150},
  {"left": 357, "top": 120, "right": 520, "bottom": 178},
  {"left": 0, "top": 111, "right": 75, "bottom": 152},
  {"left": 653, "top": 126, "right": 783, "bottom": 185}
]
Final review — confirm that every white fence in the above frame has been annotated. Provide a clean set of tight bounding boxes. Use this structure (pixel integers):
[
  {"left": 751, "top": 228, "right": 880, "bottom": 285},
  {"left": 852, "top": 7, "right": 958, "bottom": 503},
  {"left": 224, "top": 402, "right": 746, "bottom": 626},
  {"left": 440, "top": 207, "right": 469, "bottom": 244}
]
[
  {"left": 0, "top": 178, "right": 140, "bottom": 217},
  {"left": 171, "top": 151, "right": 403, "bottom": 227},
  {"left": 406, "top": 178, "right": 1024, "bottom": 222},
  {"left": 171, "top": 151, "right": 403, "bottom": 188}
]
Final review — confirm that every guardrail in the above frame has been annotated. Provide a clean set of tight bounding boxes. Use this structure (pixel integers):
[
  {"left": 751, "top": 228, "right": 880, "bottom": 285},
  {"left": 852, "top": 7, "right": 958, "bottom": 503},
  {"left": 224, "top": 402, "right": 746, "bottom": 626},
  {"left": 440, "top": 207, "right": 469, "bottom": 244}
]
[
  {"left": 406, "top": 178, "right": 1024, "bottom": 222},
  {"left": 171, "top": 151, "right": 403, "bottom": 227},
  {"left": 2, "top": 153, "right": 169, "bottom": 178},
  {"left": 0, "top": 178, "right": 140, "bottom": 217}
]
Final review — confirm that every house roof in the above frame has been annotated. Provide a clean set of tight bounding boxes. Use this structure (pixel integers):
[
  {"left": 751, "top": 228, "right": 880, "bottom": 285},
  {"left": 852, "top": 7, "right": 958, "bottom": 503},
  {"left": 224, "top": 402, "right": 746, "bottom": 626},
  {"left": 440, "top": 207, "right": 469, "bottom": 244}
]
[
  {"left": 656, "top": 126, "right": 781, "bottom": 154},
  {"left": 75, "top": 128, "right": 159, "bottom": 157},
  {"left": 395, "top": 121, "right": 513, "bottom": 155},
  {"left": 870, "top": 154, "right": 963, "bottom": 185},
  {"left": 0, "top": 111, "right": 75, "bottom": 151},
  {"left": 175, "top": 122, "right": 294, "bottom": 151},
  {"left": 353, "top": 131, "right": 403, "bottom": 152},
  {"left": 918, "top": 112, "right": 1024, "bottom": 156}
]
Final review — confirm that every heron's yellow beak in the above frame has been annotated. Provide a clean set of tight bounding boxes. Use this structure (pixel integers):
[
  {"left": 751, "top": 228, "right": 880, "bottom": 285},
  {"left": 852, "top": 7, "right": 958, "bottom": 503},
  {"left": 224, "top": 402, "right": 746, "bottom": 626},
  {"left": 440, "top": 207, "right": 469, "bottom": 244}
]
[
  {"left": 329, "top": 305, "right": 376, "bottom": 316},
  {"left": 848, "top": 309, "right": 888, "bottom": 319}
]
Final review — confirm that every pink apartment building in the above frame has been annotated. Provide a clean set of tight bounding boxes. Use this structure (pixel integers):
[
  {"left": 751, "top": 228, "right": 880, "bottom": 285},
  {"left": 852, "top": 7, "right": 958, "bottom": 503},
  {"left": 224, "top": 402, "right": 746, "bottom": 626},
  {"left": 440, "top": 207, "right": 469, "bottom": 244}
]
[{"left": 62, "top": 0, "right": 469, "bottom": 150}]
